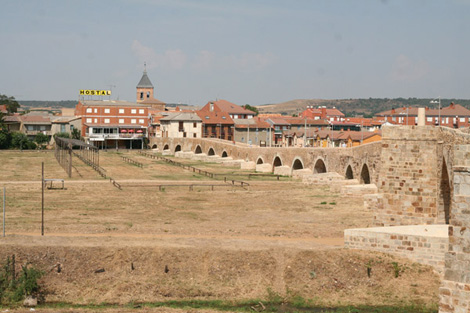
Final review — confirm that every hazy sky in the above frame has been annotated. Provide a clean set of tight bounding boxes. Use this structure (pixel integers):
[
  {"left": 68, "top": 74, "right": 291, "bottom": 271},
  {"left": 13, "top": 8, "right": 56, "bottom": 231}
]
[{"left": 1, "top": 0, "right": 469, "bottom": 106}]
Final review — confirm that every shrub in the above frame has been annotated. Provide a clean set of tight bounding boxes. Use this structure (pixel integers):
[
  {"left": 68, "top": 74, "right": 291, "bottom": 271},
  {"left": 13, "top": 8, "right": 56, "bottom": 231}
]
[{"left": 0, "top": 256, "right": 44, "bottom": 304}]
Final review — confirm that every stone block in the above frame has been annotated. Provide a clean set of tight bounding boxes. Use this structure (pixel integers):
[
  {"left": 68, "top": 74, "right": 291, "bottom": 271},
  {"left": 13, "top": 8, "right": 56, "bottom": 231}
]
[
  {"left": 240, "top": 161, "right": 256, "bottom": 170},
  {"left": 273, "top": 165, "right": 291, "bottom": 176},
  {"left": 256, "top": 163, "right": 272, "bottom": 173},
  {"left": 292, "top": 169, "right": 313, "bottom": 179}
]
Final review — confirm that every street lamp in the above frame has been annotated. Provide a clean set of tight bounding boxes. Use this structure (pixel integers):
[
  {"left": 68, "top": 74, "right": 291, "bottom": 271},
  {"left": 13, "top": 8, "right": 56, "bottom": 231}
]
[{"left": 430, "top": 97, "right": 441, "bottom": 126}]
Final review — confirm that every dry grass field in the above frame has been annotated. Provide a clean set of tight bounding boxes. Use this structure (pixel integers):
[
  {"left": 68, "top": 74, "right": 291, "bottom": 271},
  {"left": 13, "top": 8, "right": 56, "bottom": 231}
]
[{"left": 0, "top": 150, "right": 440, "bottom": 311}]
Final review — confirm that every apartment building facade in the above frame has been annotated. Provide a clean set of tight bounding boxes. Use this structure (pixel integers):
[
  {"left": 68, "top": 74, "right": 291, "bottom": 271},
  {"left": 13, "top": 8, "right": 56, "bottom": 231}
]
[{"left": 75, "top": 100, "right": 150, "bottom": 149}]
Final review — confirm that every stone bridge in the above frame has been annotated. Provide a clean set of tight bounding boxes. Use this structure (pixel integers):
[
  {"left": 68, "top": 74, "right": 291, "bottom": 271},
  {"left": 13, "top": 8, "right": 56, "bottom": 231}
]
[
  {"left": 150, "top": 137, "right": 382, "bottom": 184},
  {"left": 152, "top": 126, "right": 470, "bottom": 312}
]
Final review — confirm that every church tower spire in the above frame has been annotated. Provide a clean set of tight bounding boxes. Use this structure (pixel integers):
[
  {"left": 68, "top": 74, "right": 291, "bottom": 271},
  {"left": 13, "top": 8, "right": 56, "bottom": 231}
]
[
  {"left": 135, "top": 63, "right": 166, "bottom": 110},
  {"left": 136, "top": 62, "right": 154, "bottom": 102}
]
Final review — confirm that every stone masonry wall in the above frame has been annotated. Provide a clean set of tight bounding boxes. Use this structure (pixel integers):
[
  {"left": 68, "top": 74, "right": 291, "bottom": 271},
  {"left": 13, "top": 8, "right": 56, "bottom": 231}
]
[
  {"left": 375, "top": 126, "right": 441, "bottom": 226},
  {"left": 345, "top": 225, "right": 448, "bottom": 274},
  {"left": 439, "top": 145, "right": 470, "bottom": 313}
]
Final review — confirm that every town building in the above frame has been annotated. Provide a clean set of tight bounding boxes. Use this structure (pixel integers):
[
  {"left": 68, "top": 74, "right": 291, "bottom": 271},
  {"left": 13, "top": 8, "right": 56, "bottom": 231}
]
[
  {"left": 233, "top": 117, "right": 272, "bottom": 146},
  {"left": 20, "top": 114, "right": 52, "bottom": 141},
  {"left": 200, "top": 99, "right": 256, "bottom": 119},
  {"left": 160, "top": 112, "right": 202, "bottom": 138},
  {"left": 375, "top": 103, "right": 470, "bottom": 128},
  {"left": 75, "top": 100, "right": 150, "bottom": 149},
  {"left": 299, "top": 106, "right": 345, "bottom": 122},
  {"left": 195, "top": 110, "right": 234, "bottom": 141},
  {"left": 264, "top": 117, "right": 291, "bottom": 146}
]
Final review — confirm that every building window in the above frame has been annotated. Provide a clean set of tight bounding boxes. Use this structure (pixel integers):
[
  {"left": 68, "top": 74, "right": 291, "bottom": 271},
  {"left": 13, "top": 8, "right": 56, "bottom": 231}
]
[
  {"left": 60, "top": 124, "right": 66, "bottom": 132},
  {"left": 139, "top": 109, "right": 144, "bottom": 114},
  {"left": 131, "top": 119, "right": 136, "bottom": 124},
  {"left": 193, "top": 133, "right": 197, "bottom": 138},
  {"left": 131, "top": 109, "right": 136, "bottom": 114},
  {"left": 119, "top": 119, "right": 124, "bottom": 124},
  {"left": 140, "top": 92, "right": 143, "bottom": 100},
  {"left": 94, "top": 118, "right": 98, "bottom": 123},
  {"left": 460, "top": 117, "right": 465, "bottom": 123},
  {"left": 139, "top": 119, "right": 144, "bottom": 124},
  {"left": 119, "top": 109, "right": 124, "bottom": 114},
  {"left": 426, "top": 117, "right": 432, "bottom": 122},
  {"left": 104, "top": 108, "right": 110, "bottom": 114},
  {"left": 147, "top": 92, "right": 150, "bottom": 98},
  {"left": 193, "top": 122, "right": 197, "bottom": 128},
  {"left": 104, "top": 119, "right": 110, "bottom": 124},
  {"left": 94, "top": 108, "right": 98, "bottom": 113},
  {"left": 86, "top": 118, "right": 92, "bottom": 123},
  {"left": 86, "top": 108, "right": 92, "bottom": 113}
]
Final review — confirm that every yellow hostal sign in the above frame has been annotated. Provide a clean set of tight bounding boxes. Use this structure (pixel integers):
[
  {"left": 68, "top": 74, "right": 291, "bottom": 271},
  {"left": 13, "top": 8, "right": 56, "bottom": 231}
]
[{"left": 80, "top": 90, "right": 111, "bottom": 96}]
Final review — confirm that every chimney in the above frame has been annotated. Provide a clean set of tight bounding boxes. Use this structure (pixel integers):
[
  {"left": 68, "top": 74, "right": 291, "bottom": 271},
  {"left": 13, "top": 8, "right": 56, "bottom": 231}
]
[{"left": 450, "top": 102, "right": 455, "bottom": 108}]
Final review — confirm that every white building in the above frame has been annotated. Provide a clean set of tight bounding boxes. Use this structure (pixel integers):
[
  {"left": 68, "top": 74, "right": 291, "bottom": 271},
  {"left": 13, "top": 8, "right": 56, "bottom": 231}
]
[{"left": 160, "top": 112, "right": 202, "bottom": 138}]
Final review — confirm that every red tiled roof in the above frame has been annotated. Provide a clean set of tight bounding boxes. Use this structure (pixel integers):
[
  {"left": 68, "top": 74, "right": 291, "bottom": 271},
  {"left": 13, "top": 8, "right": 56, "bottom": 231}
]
[
  {"left": 300, "top": 107, "right": 345, "bottom": 118},
  {"left": 267, "top": 117, "right": 290, "bottom": 125},
  {"left": 20, "top": 115, "right": 51, "bottom": 124},
  {"left": 201, "top": 99, "right": 256, "bottom": 115},
  {"left": 282, "top": 117, "right": 329, "bottom": 126},
  {"left": 195, "top": 111, "right": 234, "bottom": 125}
]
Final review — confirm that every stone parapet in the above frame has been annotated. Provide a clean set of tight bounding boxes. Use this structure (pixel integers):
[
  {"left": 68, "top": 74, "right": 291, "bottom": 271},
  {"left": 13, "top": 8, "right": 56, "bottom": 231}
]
[{"left": 345, "top": 225, "right": 448, "bottom": 274}]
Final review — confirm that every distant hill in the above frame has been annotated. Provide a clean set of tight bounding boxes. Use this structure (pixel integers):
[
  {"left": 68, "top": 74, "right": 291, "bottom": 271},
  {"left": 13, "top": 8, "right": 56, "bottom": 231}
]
[
  {"left": 19, "top": 100, "right": 78, "bottom": 109},
  {"left": 257, "top": 98, "right": 470, "bottom": 117},
  {"left": 17, "top": 100, "right": 196, "bottom": 110}
]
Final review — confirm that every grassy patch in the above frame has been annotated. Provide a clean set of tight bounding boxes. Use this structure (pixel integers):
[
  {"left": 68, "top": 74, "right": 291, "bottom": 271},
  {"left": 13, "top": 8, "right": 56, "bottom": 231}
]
[{"left": 34, "top": 300, "right": 438, "bottom": 313}]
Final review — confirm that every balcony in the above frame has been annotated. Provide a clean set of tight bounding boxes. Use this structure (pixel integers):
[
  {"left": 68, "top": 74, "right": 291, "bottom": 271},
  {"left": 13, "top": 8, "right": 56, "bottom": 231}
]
[
  {"left": 88, "top": 133, "right": 145, "bottom": 140},
  {"left": 25, "top": 130, "right": 52, "bottom": 136}
]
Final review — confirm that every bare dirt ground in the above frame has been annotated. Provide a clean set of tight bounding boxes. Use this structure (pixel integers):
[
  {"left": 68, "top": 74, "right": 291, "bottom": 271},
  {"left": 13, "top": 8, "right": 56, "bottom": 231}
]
[{"left": 0, "top": 150, "right": 440, "bottom": 310}]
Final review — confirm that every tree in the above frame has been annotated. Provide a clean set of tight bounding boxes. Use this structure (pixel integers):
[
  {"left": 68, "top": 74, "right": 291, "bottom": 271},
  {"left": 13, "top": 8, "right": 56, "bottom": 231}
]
[
  {"left": 54, "top": 132, "right": 70, "bottom": 139},
  {"left": 0, "top": 94, "right": 20, "bottom": 114},
  {"left": 34, "top": 133, "right": 49, "bottom": 149},
  {"left": 0, "top": 129, "right": 11, "bottom": 149},
  {"left": 10, "top": 132, "right": 36, "bottom": 150},
  {"left": 71, "top": 128, "right": 81, "bottom": 140},
  {"left": 244, "top": 104, "right": 259, "bottom": 116}
]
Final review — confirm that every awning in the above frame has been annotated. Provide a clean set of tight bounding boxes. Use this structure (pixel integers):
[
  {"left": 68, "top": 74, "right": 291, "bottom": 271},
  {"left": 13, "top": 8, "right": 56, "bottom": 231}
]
[
  {"left": 136, "top": 130, "right": 143, "bottom": 133},
  {"left": 120, "top": 129, "right": 127, "bottom": 133}
]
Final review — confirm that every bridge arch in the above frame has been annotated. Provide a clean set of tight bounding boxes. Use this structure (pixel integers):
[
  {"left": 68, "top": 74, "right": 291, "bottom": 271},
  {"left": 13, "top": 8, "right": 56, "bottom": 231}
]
[
  {"left": 345, "top": 165, "right": 354, "bottom": 180},
  {"left": 221, "top": 150, "right": 228, "bottom": 158},
  {"left": 163, "top": 144, "right": 169, "bottom": 151},
  {"left": 256, "top": 157, "right": 264, "bottom": 165},
  {"left": 195, "top": 145, "right": 202, "bottom": 154},
  {"left": 151, "top": 144, "right": 157, "bottom": 150},
  {"left": 174, "top": 145, "right": 182, "bottom": 153},
  {"left": 360, "top": 163, "right": 371, "bottom": 184},
  {"left": 208, "top": 147, "right": 215, "bottom": 156},
  {"left": 292, "top": 157, "right": 304, "bottom": 171},
  {"left": 439, "top": 157, "right": 451, "bottom": 224},
  {"left": 272, "top": 155, "right": 283, "bottom": 172},
  {"left": 313, "top": 158, "right": 327, "bottom": 174}
]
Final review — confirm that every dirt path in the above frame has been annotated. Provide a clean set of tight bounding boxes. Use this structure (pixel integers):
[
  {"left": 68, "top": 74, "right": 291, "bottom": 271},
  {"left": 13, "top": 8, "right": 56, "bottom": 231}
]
[{"left": 2, "top": 232, "right": 344, "bottom": 251}]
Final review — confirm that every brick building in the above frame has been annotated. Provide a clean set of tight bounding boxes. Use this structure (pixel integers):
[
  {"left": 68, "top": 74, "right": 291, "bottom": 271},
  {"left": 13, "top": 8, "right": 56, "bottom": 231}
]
[{"left": 75, "top": 100, "right": 150, "bottom": 149}]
